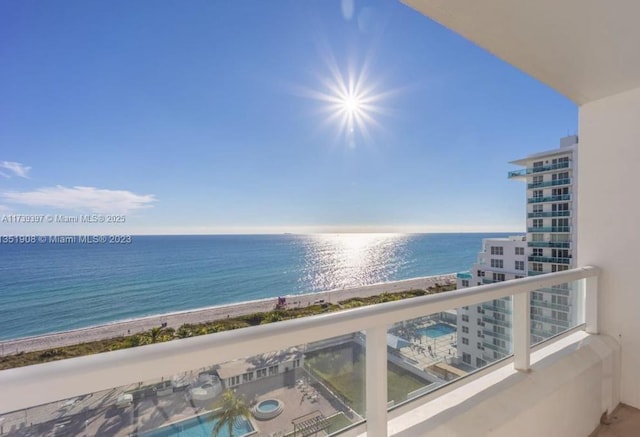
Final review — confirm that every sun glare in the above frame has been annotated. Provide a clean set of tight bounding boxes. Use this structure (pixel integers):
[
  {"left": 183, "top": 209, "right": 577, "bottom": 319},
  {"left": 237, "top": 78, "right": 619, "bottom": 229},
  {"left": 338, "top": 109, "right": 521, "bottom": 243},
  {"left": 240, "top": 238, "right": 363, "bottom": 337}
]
[
  {"left": 293, "top": 45, "right": 397, "bottom": 147},
  {"left": 342, "top": 95, "right": 361, "bottom": 116}
]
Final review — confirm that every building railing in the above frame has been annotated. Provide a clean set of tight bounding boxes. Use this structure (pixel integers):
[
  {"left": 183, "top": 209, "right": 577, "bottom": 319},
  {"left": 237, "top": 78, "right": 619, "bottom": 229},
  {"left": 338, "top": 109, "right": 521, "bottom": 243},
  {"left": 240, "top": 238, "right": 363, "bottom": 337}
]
[
  {"left": 527, "top": 211, "right": 571, "bottom": 218},
  {"left": 483, "top": 329, "right": 511, "bottom": 342},
  {"left": 538, "top": 286, "right": 571, "bottom": 296},
  {"left": 532, "top": 300, "right": 571, "bottom": 312},
  {"left": 482, "top": 342, "right": 510, "bottom": 354},
  {"left": 527, "top": 227, "right": 571, "bottom": 233},
  {"left": 527, "top": 178, "right": 571, "bottom": 189},
  {"left": 483, "top": 315, "right": 511, "bottom": 328},
  {"left": 481, "top": 303, "right": 511, "bottom": 314},
  {"left": 527, "top": 241, "right": 571, "bottom": 248},
  {"left": 456, "top": 271, "right": 472, "bottom": 280},
  {"left": 531, "top": 314, "right": 571, "bottom": 328},
  {"left": 0, "top": 267, "right": 599, "bottom": 437},
  {"left": 527, "top": 194, "right": 571, "bottom": 203},
  {"left": 528, "top": 256, "right": 572, "bottom": 264},
  {"left": 508, "top": 161, "right": 571, "bottom": 178}
]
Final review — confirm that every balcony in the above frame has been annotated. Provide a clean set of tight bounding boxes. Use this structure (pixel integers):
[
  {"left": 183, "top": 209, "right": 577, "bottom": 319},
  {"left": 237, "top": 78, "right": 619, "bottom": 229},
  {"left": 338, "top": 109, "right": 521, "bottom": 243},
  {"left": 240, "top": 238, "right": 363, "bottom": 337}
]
[
  {"left": 0, "top": 268, "right": 611, "bottom": 437},
  {"left": 527, "top": 241, "right": 571, "bottom": 248},
  {"left": 481, "top": 302, "right": 511, "bottom": 314},
  {"left": 527, "top": 226, "right": 571, "bottom": 233},
  {"left": 531, "top": 313, "right": 571, "bottom": 328},
  {"left": 527, "top": 211, "right": 571, "bottom": 218},
  {"left": 527, "top": 178, "right": 571, "bottom": 189},
  {"left": 395, "top": 1, "right": 638, "bottom": 434},
  {"left": 456, "top": 271, "right": 472, "bottom": 280},
  {"left": 482, "top": 342, "right": 511, "bottom": 354},
  {"left": 532, "top": 300, "right": 571, "bottom": 312},
  {"left": 538, "top": 286, "right": 572, "bottom": 296},
  {"left": 527, "top": 194, "right": 571, "bottom": 203},
  {"left": 508, "top": 161, "right": 571, "bottom": 178},
  {"left": 483, "top": 315, "right": 512, "bottom": 328},
  {"left": 483, "top": 329, "right": 511, "bottom": 342},
  {"left": 528, "top": 256, "right": 572, "bottom": 264}
]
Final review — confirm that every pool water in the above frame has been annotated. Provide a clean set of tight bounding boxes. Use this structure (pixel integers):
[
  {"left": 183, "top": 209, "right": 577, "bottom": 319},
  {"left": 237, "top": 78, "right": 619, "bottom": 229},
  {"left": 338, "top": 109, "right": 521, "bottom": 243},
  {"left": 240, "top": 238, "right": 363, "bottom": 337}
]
[
  {"left": 140, "top": 413, "right": 254, "bottom": 437},
  {"left": 256, "top": 400, "right": 279, "bottom": 413},
  {"left": 417, "top": 323, "right": 456, "bottom": 338}
]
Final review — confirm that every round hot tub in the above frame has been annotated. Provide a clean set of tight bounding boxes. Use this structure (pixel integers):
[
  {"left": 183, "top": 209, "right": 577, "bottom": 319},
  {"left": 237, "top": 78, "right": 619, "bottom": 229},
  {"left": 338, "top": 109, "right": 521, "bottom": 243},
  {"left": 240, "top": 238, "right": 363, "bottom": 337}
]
[{"left": 252, "top": 399, "right": 284, "bottom": 420}]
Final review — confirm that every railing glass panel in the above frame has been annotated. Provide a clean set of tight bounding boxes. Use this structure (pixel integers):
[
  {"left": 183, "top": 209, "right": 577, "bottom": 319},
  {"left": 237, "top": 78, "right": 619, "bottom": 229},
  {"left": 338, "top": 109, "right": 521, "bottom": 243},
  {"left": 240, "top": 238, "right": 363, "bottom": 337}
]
[
  {"left": 530, "top": 280, "right": 581, "bottom": 347},
  {"left": 0, "top": 335, "right": 365, "bottom": 437}
]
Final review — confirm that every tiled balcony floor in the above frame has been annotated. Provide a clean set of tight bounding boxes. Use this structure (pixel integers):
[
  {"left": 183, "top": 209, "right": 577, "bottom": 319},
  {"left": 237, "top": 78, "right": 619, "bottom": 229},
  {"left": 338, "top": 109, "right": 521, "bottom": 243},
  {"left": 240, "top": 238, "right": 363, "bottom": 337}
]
[{"left": 591, "top": 404, "right": 640, "bottom": 437}]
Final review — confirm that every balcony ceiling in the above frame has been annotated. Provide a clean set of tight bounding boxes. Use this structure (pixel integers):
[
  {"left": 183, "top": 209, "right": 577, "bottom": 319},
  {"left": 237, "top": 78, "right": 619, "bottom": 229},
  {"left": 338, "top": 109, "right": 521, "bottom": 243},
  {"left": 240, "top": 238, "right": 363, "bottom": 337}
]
[{"left": 402, "top": 0, "right": 640, "bottom": 105}]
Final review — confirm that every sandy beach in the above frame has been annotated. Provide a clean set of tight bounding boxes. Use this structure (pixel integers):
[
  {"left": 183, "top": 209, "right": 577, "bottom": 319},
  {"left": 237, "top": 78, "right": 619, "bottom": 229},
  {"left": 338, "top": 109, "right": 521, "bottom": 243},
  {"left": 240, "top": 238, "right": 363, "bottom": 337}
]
[{"left": 0, "top": 273, "right": 456, "bottom": 356}]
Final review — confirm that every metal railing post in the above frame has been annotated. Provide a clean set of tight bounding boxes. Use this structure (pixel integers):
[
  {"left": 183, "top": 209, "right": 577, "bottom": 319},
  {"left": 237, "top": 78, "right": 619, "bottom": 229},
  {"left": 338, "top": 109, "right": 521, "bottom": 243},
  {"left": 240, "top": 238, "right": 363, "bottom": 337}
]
[
  {"left": 513, "top": 291, "right": 531, "bottom": 371},
  {"left": 366, "top": 326, "right": 388, "bottom": 437}
]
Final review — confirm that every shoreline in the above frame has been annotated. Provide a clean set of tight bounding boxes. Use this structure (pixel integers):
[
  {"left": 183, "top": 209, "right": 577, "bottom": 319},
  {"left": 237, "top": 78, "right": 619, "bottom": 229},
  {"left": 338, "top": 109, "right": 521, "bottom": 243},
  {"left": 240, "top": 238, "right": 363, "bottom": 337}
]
[{"left": 0, "top": 273, "right": 456, "bottom": 356}]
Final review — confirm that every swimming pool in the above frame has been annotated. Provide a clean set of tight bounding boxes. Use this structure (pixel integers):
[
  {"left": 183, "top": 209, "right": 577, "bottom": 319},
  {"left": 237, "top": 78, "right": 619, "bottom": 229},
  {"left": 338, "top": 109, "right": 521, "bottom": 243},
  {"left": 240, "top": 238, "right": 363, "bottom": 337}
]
[
  {"left": 417, "top": 323, "right": 456, "bottom": 338},
  {"left": 140, "top": 413, "right": 255, "bottom": 437}
]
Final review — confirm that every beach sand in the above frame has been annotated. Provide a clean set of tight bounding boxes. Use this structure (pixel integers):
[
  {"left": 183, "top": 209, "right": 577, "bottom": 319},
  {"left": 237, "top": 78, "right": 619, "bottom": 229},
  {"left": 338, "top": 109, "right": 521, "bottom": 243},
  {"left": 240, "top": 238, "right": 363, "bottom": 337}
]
[{"left": 0, "top": 273, "right": 456, "bottom": 355}]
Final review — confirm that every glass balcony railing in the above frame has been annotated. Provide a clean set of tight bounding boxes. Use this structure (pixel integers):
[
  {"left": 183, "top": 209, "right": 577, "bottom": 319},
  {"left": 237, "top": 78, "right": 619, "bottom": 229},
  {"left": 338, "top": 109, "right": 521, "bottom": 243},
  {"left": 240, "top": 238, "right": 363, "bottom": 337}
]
[
  {"left": 483, "top": 329, "right": 511, "bottom": 342},
  {"left": 456, "top": 271, "right": 472, "bottom": 280},
  {"left": 527, "top": 194, "right": 571, "bottom": 203},
  {"left": 528, "top": 270, "right": 546, "bottom": 276},
  {"left": 527, "top": 211, "right": 571, "bottom": 218},
  {"left": 531, "top": 314, "right": 571, "bottom": 328},
  {"left": 508, "top": 161, "right": 571, "bottom": 178},
  {"left": 481, "top": 303, "right": 511, "bottom": 314},
  {"left": 528, "top": 256, "right": 572, "bottom": 265},
  {"left": 482, "top": 278, "right": 497, "bottom": 284},
  {"left": 532, "top": 300, "right": 571, "bottom": 312},
  {"left": 0, "top": 268, "right": 600, "bottom": 437},
  {"left": 527, "top": 227, "right": 571, "bottom": 233},
  {"left": 483, "top": 315, "right": 511, "bottom": 328},
  {"left": 527, "top": 178, "right": 571, "bottom": 189},
  {"left": 482, "top": 342, "right": 510, "bottom": 354},
  {"left": 527, "top": 241, "right": 571, "bottom": 248},
  {"left": 538, "top": 286, "right": 571, "bottom": 296}
]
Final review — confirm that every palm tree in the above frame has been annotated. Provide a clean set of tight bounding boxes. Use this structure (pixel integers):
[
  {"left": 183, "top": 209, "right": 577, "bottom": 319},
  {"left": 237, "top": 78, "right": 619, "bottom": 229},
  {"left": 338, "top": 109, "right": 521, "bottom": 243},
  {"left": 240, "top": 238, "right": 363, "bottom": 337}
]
[
  {"left": 148, "top": 327, "right": 164, "bottom": 343},
  {"left": 210, "top": 390, "right": 251, "bottom": 437}
]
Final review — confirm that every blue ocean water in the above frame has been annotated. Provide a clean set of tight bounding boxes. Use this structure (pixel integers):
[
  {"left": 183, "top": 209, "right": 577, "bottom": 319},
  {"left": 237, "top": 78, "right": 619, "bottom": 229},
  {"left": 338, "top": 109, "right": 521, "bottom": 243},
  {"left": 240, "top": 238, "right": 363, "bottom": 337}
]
[{"left": 0, "top": 233, "right": 515, "bottom": 340}]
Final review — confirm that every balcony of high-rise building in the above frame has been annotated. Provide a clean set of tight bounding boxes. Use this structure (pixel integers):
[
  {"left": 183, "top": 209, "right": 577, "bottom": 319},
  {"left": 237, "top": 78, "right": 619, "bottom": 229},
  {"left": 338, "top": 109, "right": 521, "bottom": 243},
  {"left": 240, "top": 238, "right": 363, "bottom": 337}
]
[{"left": 2, "top": 1, "right": 640, "bottom": 436}]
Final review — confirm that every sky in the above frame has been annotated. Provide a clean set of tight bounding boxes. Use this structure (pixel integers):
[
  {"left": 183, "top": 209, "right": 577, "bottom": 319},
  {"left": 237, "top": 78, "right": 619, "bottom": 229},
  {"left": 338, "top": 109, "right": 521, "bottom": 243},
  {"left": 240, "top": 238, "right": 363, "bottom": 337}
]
[{"left": 0, "top": 0, "right": 578, "bottom": 235}]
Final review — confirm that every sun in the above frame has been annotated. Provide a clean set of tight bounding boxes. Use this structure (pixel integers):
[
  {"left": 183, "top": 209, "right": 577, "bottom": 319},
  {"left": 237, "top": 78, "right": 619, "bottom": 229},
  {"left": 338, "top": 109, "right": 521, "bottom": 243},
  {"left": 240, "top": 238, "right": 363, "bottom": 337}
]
[
  {"left": 342, "top": 95, "right": 362, "bottom": 116},
  {"left": 318, "top": 71, "right": 382, "bottom": 146},
  {"left": 293, "top": 50, "right": 393, "bottom": 147}
]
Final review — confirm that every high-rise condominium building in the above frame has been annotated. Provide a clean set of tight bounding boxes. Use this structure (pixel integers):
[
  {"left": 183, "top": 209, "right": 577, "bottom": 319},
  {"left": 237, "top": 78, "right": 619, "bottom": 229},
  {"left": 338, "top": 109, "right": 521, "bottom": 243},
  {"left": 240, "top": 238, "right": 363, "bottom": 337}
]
[
  {"left": 456, "top": 236, "right": 527, "bottom": 367},
  {"left": 456, "top": 135, "right": 578, "bottom": 367}
]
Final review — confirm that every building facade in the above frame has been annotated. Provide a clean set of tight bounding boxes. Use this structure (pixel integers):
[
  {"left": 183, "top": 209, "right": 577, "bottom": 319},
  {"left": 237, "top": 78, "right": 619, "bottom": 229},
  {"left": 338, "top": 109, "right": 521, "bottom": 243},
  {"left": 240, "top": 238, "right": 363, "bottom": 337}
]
[
  {"left": 456, "top": 236, "right": 527, "bottom": 367},
  {"left": 457, "top": 135, "right": 578, "bottom": 367},
  {"left": 509, "top": 135, "right": 578, "bottom": 345}
]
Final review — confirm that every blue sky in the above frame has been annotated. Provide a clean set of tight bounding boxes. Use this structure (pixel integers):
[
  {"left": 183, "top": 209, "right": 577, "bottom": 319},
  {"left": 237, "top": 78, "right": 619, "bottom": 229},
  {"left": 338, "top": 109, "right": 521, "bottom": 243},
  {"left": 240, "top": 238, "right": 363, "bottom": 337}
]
[{"left": 0, "top": 0, "right": 577, "bottom": 234}]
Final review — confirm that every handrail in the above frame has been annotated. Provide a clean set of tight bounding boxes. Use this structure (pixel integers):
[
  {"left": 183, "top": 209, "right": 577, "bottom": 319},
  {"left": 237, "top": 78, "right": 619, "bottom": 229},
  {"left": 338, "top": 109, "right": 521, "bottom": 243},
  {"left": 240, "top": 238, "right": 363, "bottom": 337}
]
[{"left": 0, "top": 266, "right": 600, "bottom": 437}]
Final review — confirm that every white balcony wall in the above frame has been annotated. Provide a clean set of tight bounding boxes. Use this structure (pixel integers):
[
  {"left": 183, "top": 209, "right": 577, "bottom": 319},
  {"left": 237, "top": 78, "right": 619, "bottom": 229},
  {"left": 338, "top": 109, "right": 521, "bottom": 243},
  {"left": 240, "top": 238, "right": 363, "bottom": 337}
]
[
  {"left": 382, "top": 332, "right": 619, "bottom": 437},
  {"left": 579, "top": 85, "right": 640, "bottom": 408}
]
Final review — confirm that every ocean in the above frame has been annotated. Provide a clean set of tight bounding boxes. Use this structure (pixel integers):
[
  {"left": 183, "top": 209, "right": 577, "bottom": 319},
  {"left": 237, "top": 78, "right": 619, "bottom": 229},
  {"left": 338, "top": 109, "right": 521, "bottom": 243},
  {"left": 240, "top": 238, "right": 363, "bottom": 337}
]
[{"left": 0, "top": 233, "right": 515, "bottom": 340}]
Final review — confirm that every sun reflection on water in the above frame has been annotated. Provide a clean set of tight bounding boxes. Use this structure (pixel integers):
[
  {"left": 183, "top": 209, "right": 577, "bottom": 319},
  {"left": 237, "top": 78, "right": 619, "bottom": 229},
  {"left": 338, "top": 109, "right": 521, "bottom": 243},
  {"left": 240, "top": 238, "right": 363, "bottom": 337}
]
[{"left": 300, "top": 233, "right": 409, "bottom": 291}]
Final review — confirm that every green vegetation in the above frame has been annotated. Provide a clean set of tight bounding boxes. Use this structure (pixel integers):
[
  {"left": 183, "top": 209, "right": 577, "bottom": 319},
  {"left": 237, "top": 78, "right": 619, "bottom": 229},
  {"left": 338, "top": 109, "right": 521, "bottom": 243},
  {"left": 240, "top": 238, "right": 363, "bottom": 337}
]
[
  {"left": 0, "top": 283, "right": 455, "bottom": 370},
  {"left": 305, "top": 343, "right": 430, "bottom": 415},
  {"left": 210, "top": 390, "right": 251, "bottom": 437}
]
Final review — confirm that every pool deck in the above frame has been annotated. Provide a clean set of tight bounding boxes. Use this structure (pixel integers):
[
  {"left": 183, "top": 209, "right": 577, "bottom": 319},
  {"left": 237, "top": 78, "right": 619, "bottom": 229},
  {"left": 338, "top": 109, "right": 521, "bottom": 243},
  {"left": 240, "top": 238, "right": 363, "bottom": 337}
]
[
  {"left": 245, "top": 383, "right": 348, "bottom": 436},
  {"left": 391, "top": 319, "right": 462, "bottom": 380}
]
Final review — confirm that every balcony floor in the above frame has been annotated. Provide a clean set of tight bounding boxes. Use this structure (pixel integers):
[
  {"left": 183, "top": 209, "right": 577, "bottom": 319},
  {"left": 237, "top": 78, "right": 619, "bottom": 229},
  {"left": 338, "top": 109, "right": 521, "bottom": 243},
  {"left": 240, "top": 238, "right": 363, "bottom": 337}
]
[{"left": 591, "top": 404, "right": 640, "bottom": 437}]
